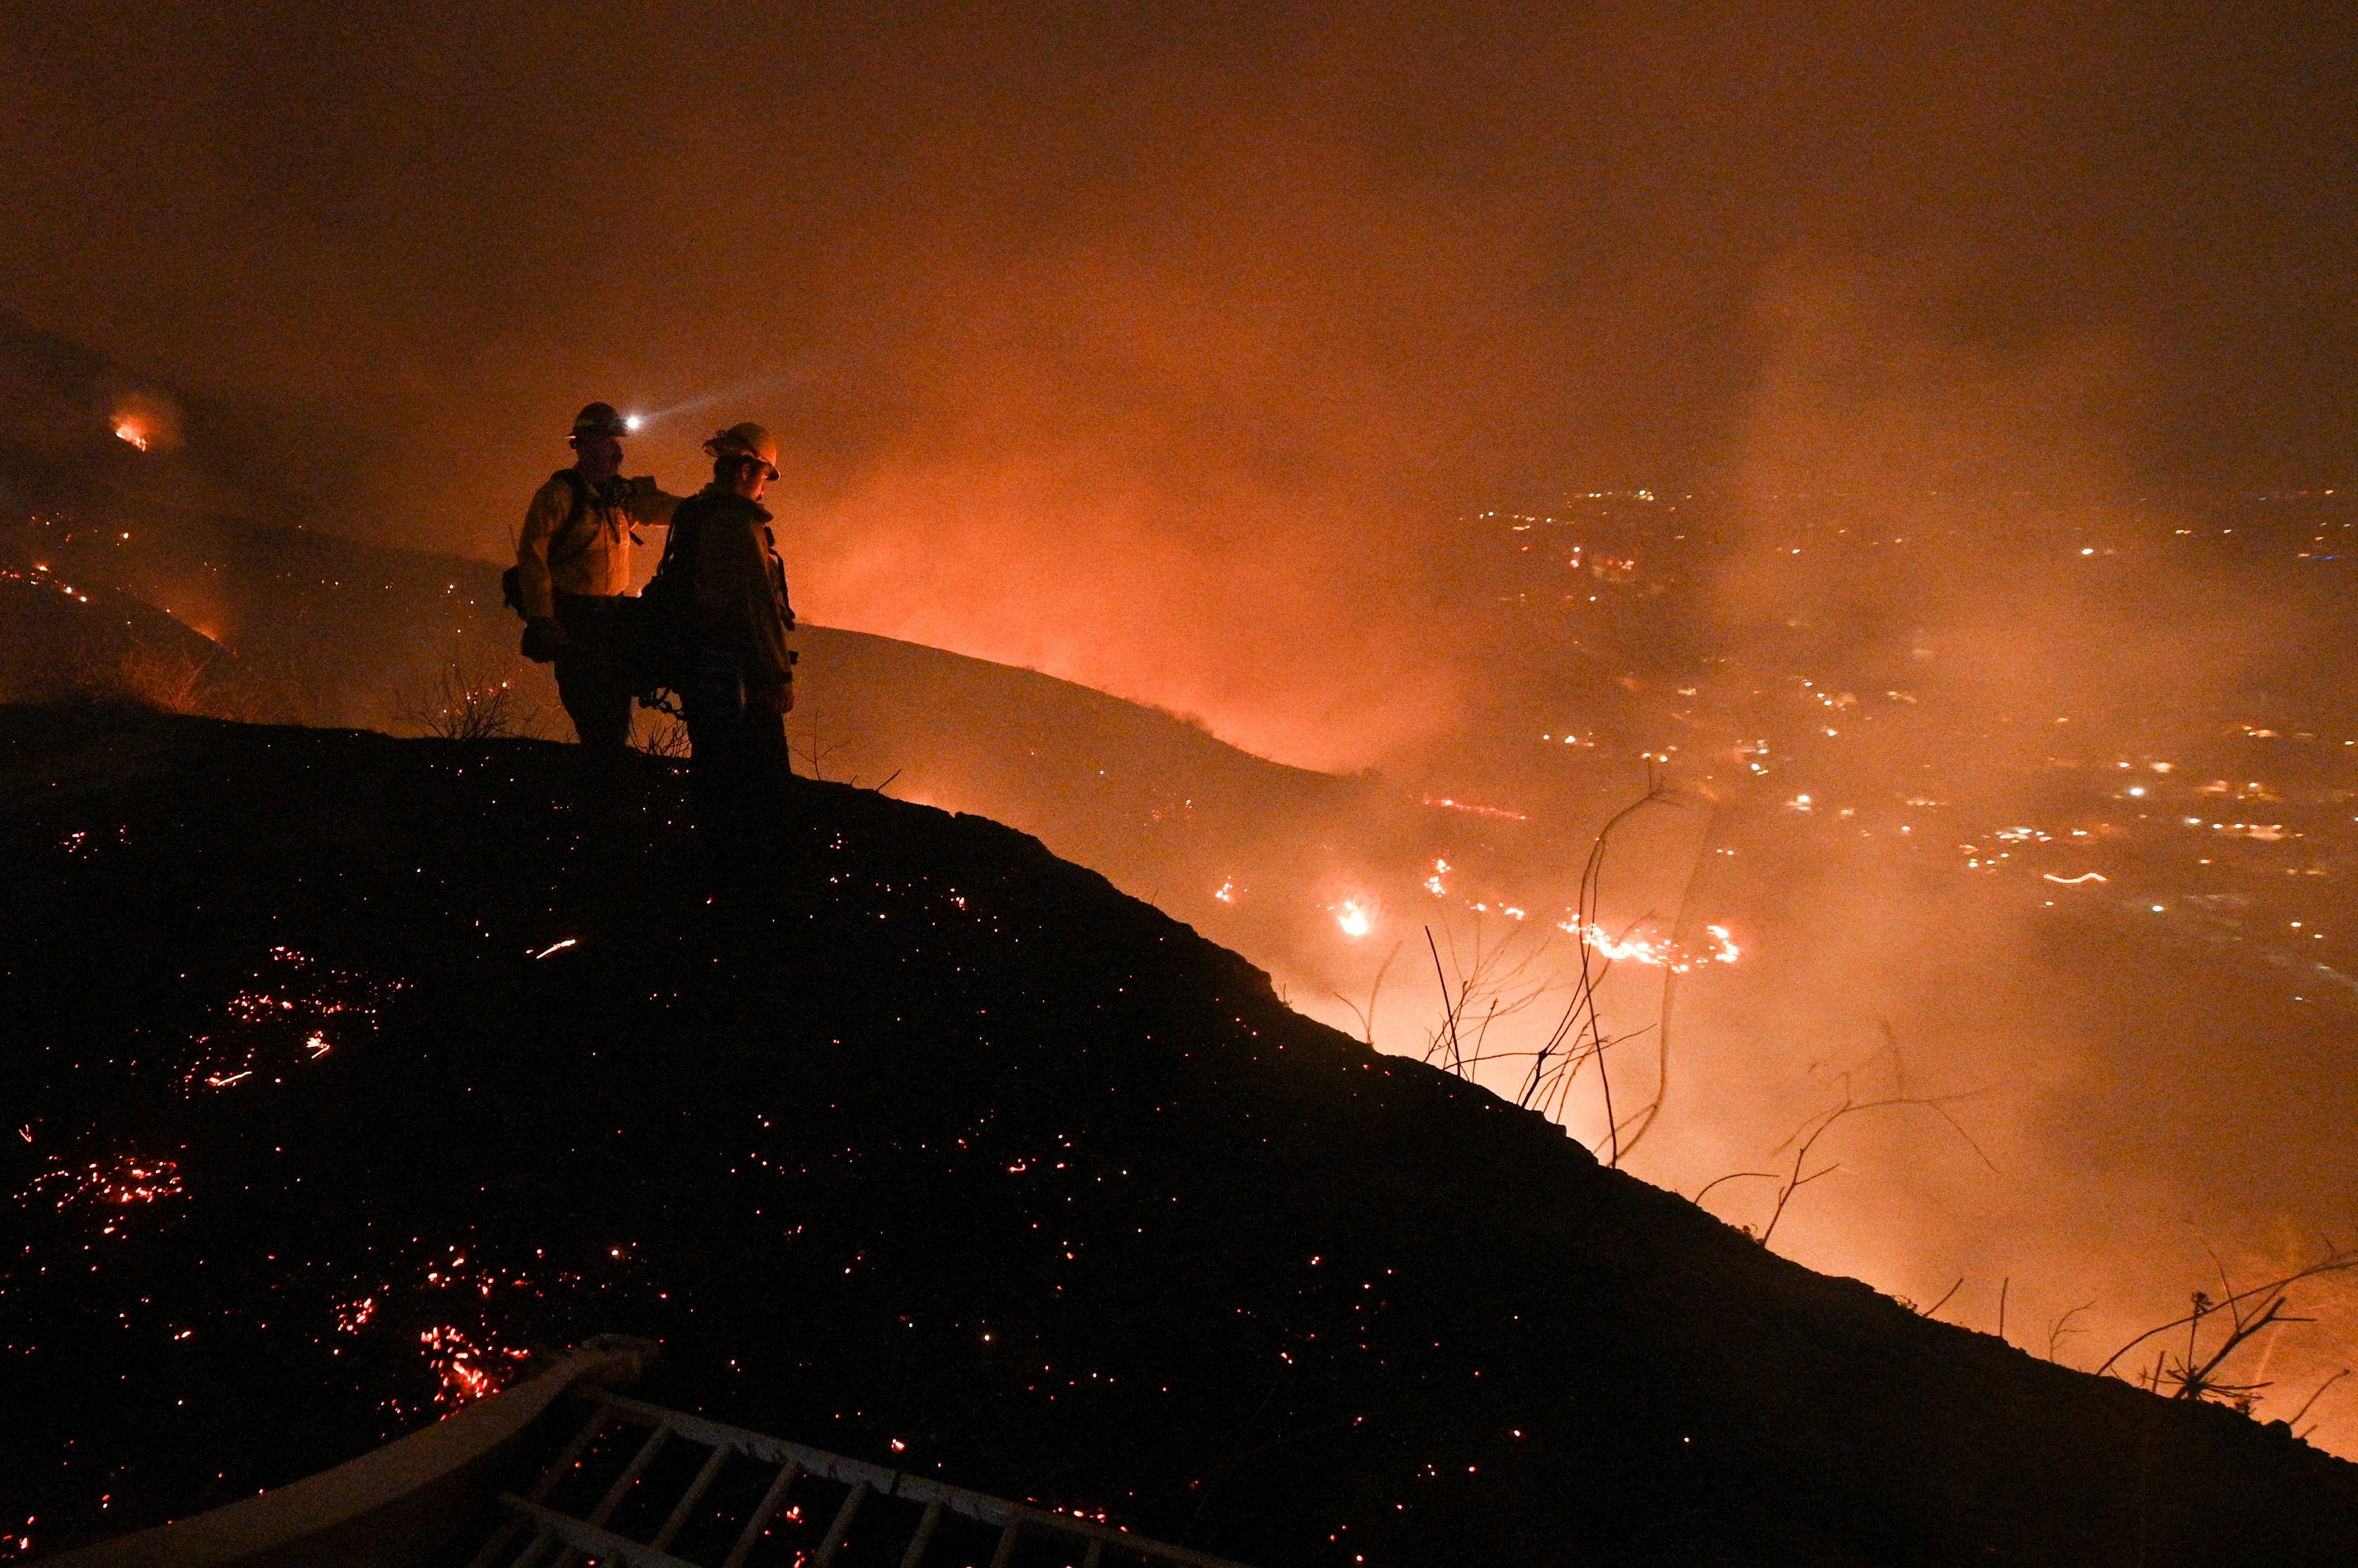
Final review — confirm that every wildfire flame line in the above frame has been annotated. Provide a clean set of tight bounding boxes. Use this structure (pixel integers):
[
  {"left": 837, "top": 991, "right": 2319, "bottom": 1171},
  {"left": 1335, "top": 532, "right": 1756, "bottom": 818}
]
[{"left": 1559, "top": 920, "right": 1741, "bottom": 972}]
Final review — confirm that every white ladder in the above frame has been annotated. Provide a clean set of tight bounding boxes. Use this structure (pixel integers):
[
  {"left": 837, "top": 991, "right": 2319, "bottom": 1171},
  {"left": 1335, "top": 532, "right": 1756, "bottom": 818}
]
[{"left": 465, "top": 1388, "right": 1258, "bottom": 1568}]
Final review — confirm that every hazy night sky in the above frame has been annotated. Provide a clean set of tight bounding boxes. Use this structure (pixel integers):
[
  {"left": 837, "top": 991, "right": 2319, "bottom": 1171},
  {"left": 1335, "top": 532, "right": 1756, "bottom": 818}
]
[{"left": 3, "top": 3, "right": 2354, "bottom": 758}]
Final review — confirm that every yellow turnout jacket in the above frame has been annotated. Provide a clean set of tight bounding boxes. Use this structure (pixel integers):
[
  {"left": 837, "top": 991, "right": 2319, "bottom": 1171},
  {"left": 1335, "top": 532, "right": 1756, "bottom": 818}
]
[{"left": 513, "top": 469, "right": 682, "bottom": 621}]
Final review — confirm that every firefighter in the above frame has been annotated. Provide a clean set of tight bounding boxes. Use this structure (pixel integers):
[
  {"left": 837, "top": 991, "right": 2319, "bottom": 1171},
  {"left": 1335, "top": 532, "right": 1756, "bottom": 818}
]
[
  {"left": 514, "top": 402, "right": 682, "bottom": 750},
  {"left": 653, "top": 422, "right": 796, "bottom": 848}
]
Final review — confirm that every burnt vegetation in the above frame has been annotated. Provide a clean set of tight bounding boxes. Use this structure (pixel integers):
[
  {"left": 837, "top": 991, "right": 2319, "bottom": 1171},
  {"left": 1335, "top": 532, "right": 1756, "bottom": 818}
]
[
  {"left": 4, "top": 706, "right": 2356, "bottom": 1565},
  {"left": 393, "top": 656, "right": 544, "bottom": 743}
]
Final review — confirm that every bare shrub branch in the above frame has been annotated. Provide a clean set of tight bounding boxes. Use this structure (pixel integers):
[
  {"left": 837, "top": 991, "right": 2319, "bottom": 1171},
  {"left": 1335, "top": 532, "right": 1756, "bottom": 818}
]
[
  {"left": 1751, "top": 1087, "right": 1994, "bottom": 1250},
  {"left": 2047, "top": 1300, "right": 2097, "bottom": 1364},
  {"left": 1518, "top": 776, "right": 1681, "bottom": 1162},
  {"left": 793, "top": 714, "right": 851, "bottom": 780},
  {"left": 115, "top": 642, "right": 215, "bottom": 713},
  {"left": 2095, "top": 1246, "right": 2358, "bottom": 1412},
  {"left": 395, "top": 658, "right": 538, "bottom": 741},
  {"left": 2291, "top": 1368, "right": 2350, "bottom": 1434},
  {"left": 1912, "top": 1277, "right": 1965, "bottom": 1319},
  {"left": 634, "top": 710, "right": 692, "bottom": 758},
  {"left": 1331, "top": 942, "right": 1401, "bottom": 1051}
]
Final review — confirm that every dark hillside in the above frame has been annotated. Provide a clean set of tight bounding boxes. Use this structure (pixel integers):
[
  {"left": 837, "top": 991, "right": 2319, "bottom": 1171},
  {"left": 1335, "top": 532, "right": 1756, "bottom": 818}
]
[{"left": 2, "top": 706, "right": 2353, "bottom": 1565}]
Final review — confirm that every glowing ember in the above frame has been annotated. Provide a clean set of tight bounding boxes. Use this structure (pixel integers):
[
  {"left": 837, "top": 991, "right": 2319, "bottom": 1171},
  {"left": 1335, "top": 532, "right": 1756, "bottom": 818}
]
[
  {"left": 418, "top": 1326, "right": 526, "bottom": 1407},
  {"left": 21, "top": 1152, "right": 184, "bottom": 1212},
  {"left": 112, "top": 422, "right": 148, "bottom": 450},
  {"left": 1212, "top": 880, "right": 1235, "bottom": 904},
  {"left": 1420, "top": 796, "right": 1529, "bottom": 822},
  {"left": 177, "top": 947, "right": 404, "bottom": 1095}
]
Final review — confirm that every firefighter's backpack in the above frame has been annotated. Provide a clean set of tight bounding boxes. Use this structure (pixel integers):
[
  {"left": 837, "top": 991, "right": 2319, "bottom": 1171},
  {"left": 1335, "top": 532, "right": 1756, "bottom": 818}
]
[
  {"left": 636, "top": 497, "right": 705, "bottom": 695},
  {"left": 501, "top": 470, "right": 600, "bottom": 619},
  {"left": 637, "top": 498, "right": 796, "bottom": 700}
]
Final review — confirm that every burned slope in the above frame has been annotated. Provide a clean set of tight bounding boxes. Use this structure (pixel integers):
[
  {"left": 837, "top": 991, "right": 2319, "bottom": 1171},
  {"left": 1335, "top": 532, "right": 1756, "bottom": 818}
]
[
  {"left": 1, "top": 706, "right": 2353, "bottom": 1567},
  {"left": 0, "top": 565, "right": 234, "bottom": 711},
  {"left": 788, "top": 623, "right": 1393, "bottom": 979}
]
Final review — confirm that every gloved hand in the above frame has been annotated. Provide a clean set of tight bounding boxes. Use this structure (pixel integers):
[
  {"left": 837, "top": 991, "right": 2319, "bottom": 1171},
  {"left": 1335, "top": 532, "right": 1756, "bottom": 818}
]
[{"left": 520, "top": 618, "right": 569, "bottom": 663}]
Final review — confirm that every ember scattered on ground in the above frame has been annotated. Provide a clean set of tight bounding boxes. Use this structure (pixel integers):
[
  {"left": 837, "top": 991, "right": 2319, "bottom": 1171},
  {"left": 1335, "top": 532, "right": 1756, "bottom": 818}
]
[{"left": 3, "top": 704, "right": 2354, "bottom": 1565}]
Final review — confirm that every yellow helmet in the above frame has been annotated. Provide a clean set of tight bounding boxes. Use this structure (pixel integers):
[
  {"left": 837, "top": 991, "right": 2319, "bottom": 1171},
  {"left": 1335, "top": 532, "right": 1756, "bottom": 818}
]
[{"left": 705, "top": 422, "right": 780, "bottom": 479}]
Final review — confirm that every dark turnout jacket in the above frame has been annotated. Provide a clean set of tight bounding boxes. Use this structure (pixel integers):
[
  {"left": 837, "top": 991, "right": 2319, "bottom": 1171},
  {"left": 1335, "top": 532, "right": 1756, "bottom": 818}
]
[{"left": 662, "top": 487, "right": 795, "bottom": 700}]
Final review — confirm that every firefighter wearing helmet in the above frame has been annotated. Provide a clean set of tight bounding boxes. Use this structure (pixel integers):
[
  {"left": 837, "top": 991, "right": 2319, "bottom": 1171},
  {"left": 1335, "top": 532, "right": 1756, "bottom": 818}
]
[
  {"left": 513, "top": 402, "right": 683, "bottom": 750},
  {"left": 645, "top": 421, "right": 797, "bottom": 850}
]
